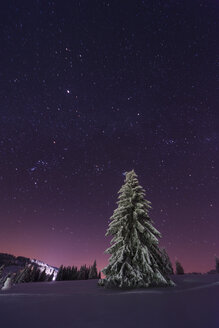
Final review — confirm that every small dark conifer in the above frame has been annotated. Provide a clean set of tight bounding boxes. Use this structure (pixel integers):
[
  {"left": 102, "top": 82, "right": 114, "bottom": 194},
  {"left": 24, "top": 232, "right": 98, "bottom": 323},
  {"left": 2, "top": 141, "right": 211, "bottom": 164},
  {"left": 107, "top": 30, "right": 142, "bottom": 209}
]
[
  {"left": 56, "top": 265, "right": 64, "bottom": 281},
  {"left": 215, "top": 257, "right": 219, "bottom": 273},
  {"left": 48, "top": 270, "right": 54, "bottom": 281},
  {"left": 39, "top": 269, "right": 47, "bottom": 282},
  {"left": 89, "top": 260, "right": 98, "bottom": 279},
  {"left": 175, "top": 261, "right": 184, "bottom": 275}
]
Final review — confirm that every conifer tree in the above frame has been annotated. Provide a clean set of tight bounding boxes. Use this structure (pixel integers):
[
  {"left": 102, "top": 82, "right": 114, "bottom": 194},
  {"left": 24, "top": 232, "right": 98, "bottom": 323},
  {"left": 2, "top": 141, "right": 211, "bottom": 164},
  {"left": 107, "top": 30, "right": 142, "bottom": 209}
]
[
  {"left": 215, "top": 257, "right": 219, "bottom": 273},
  {"left": 29, "top": 265, "right": 36, "bottom": 282},
  {"left": 39, "top": 269, "right": 47, "bottom": 282},
  {"left": 25, "top": 265, "right": 34, "bottom": 282},
  {"left": 100, "top": 170, "right": 174, "bottom": 288},
  {"left": 0, "top": 265, "right": 4, "bottom": 282},
  {"left": 89, "top": 260, "right": 98, "bottom": 279},
  {"left": 66, "top": 266, "right": 72, "bottom": 280},
  {"left": 33, "top": 267, "right": 41, "bottom": 282},
  {"left": 14, "top": 264, "right": 31, "bottom": 284},
  {"left": 78, "top": 265, "right": 89, "bottom": 280},
  {"left": 71, "top": 266, "right": 78, "bottom": 280},
  {"left": 78, "top": 266, "right": 85, "bottom": 280},
  {"left": 56, "top": 265, "right": 64, "bottom": 281},
  {"left": 48, "top": 270, "right": 55, "bottom": 281},
  {"left": 14, "top": 267, "right": 25, "bottom": 284},
  {"left": 175, "top": 261, "right": 184, "bottom": 275},
  {"left": 62, "top": 267, "right": 67, "bottom": 280},
  {"left": 161, "top": 248, "right": 174, "bottom": 275}
]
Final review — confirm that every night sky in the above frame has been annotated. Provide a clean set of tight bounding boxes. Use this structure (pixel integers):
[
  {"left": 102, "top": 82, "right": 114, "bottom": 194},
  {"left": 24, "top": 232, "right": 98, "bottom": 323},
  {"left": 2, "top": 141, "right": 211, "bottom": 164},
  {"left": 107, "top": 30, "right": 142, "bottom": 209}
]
[{"left": 0, "top": 0, "right": 218, "bottom": 273}]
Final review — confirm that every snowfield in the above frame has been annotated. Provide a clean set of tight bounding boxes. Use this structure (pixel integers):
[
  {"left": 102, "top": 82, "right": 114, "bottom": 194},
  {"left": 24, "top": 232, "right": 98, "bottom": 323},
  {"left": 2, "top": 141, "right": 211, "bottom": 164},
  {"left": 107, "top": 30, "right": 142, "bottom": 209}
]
[{"left": 0, "top": 274, "right": 219, "bottom": 328}]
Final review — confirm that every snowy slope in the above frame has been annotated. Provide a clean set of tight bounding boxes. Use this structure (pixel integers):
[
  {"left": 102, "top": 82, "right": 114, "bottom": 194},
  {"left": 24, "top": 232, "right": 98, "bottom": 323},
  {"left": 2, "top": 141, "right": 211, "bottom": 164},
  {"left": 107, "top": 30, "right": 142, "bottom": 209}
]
[
  {"left": 30, "top": 259, "right": 58, "bottom": 279},
  {"left": 0, "top": 253, "right": 58, "bottom": 280},
  {"left": 0, "top": 274, "right": 218, "bottom": 328}
]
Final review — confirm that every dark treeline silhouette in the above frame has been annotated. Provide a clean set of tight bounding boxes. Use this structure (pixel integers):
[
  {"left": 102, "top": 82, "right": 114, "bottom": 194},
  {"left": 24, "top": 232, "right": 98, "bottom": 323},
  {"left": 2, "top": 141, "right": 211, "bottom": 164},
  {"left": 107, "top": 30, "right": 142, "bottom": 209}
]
[{"left": 56, "top": 260, "right": 101, "bottom": 281}]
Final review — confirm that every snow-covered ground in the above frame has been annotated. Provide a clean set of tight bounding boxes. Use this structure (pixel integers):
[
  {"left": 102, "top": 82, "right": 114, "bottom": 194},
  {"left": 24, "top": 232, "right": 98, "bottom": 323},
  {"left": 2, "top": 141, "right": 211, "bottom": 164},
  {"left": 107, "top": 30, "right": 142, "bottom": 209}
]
[{"left": 0, "top": 274, "right": 219, "bottom": 328}]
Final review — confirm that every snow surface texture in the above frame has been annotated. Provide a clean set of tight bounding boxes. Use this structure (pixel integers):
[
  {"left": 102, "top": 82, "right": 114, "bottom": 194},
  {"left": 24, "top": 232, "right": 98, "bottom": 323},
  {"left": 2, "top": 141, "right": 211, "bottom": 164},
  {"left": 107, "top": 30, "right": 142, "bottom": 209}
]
[
  {"left": 0, "top": 274, "right": 219, "bottom": 328},
  {"left": 102, "top": 170, "right": 174, "bottom": 288}
]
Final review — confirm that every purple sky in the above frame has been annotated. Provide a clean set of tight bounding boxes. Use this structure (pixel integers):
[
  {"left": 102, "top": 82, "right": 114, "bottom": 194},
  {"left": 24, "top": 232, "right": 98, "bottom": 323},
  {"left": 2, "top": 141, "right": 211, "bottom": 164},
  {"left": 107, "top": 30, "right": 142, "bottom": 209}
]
[{"left": 0, "top": 0, "right": 218, "bottom": 273}]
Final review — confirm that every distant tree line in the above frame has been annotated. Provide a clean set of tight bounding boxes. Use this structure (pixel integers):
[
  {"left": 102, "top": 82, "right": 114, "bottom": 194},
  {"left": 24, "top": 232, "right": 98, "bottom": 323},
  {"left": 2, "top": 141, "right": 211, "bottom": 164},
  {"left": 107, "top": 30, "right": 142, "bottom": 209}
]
[
  {"left": 0, "top": 260, "right": 101, "bottom": 289},
  {"left": 0, "top": 265, "right": 4, "bottom": 283},
  {"left": 174, "top": 257, "right": 219, "bottom": 275},
  {"left": 1, "top": 255, "right": 218, "bottom": 290},
  {"left": 56, "top": 260, "right": 101, "bottom": 281}
]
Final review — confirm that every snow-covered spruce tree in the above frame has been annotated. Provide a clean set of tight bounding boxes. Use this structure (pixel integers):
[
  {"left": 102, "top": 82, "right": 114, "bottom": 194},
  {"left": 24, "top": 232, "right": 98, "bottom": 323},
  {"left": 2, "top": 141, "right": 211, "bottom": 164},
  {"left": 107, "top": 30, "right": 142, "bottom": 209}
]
[{"left": 99, "top": 170, "right": 174, "bottom": 288}]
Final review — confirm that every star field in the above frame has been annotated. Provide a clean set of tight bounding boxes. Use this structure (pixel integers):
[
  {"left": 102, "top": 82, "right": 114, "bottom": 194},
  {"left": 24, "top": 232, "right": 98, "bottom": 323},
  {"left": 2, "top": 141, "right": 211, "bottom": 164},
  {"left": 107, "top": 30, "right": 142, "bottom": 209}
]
[{"left": 0, "top": 0, "right": 218, "bottom": 272}]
